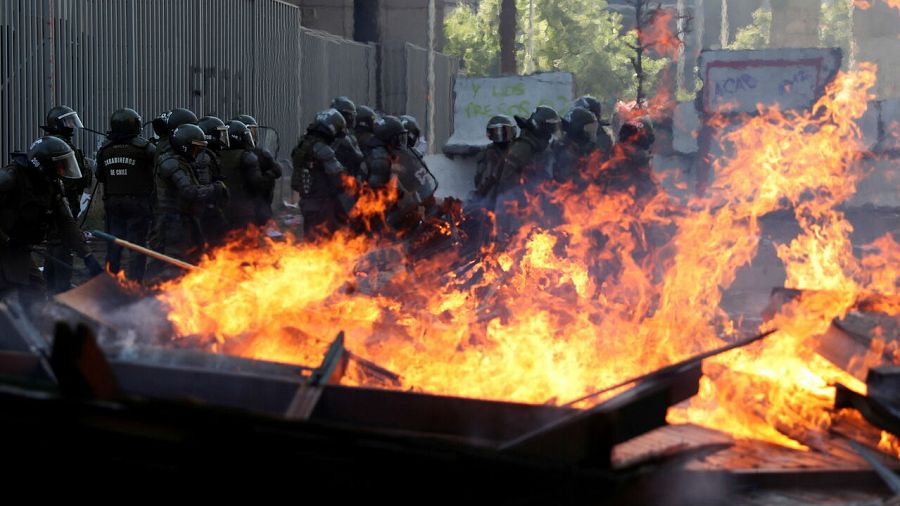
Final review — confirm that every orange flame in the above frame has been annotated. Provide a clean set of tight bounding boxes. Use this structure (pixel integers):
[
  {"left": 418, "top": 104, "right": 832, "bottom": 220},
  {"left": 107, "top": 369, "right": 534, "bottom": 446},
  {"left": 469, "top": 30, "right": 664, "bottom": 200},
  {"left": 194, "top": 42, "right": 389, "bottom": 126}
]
[{"left": 156, "top": 63, "right": 898, "bottom": 453}]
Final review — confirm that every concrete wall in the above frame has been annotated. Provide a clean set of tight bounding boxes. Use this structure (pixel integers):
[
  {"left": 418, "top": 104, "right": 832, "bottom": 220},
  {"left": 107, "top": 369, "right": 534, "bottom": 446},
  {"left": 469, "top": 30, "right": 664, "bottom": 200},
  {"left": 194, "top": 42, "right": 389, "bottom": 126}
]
[
  {"left": 380, "top": 0, "right": 446, "bottom": 52},
  {"left": 769, "top": 0, "right": 820, "bottom": 48},
  {"left": 853, "top": 2, "right": 900, "bottom": 99},
  {"left": 292, "top": 0, "right": 355, "bottom": 39}
]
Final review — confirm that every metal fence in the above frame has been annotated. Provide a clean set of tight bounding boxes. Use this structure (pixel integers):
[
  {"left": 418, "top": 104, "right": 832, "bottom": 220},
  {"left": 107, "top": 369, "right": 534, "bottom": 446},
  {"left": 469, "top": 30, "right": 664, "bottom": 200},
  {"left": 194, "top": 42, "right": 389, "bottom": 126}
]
[
  {"left": 380, "top": 41, "right": 458, "bottom": 154},
  {"left": 0, "top": 0, "right": 301, "bottom": 162},
  {"left": 1, "top": 0, "right": 458, "bottom": 167},
  {"left": 299, "top": 27, "right": 377, "bottom": 131}
]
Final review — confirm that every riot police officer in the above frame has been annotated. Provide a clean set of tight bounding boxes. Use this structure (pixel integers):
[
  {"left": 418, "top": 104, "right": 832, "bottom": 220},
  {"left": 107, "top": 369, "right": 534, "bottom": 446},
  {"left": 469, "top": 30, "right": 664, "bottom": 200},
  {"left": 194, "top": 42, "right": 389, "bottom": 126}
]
[
  {"left": 355, "top": 105, "right": 378, "bottom": 157},
  {"left": 219, "top": 120, "right": 275, "bottom": 230},
  {"left": 193, "top": 116, "right": 230, "bottom": 246},
  {"left": 605, "top": 118, "right": 659, "bottom": 204},
  {"left": 146, "top": 124, "right": 228, "bottom": 284},
  {"left": 95, "top": 108, "right": 156, "bottom": 282},
  {"left": 368, "top": 115, "right": 438, "bottom": 233},
  {"left": 233, "top": 114, "right": 282, "bottom": 221},
  {"left": 493, "top": 106, "right": 561, "bottom": 239},
  {"left": 41, "top": 105, "right": 95, "bottom": 292},
  {"left": 399, "top": 115, "right": 425, "bottom": 156},
  {"left": 290, "top": 109, "right": 354, "bottom": 236},
  {"left": 329, "top": 97, "right": 365, "bottom": 180},
  {"left": 496, "top": 105, "right": 560, "bottom": 195},
  {"left": 573, "top": 95, "right": 615, "bottom": 157},
  {"left": 0, "top": 137, "right": 103, "bottom": 298},
  {"left": 553, "top": 106, "right": 600, "bottom": 184},
  {"left": 473, "top": 115, "right": 517, "bottom": 200}
]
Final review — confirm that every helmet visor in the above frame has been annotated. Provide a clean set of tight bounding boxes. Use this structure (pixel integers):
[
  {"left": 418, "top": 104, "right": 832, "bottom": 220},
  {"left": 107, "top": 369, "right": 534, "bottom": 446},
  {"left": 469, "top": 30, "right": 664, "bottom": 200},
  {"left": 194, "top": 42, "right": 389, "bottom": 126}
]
[
  {"left": 244, "top": 131, "right": 256, "bottom": 149},
  {"left": 51, "top": 150, "right": 82, "bottom": 179},
  {"left": 487, "top": 125, "right": 512, "bottom": 143},
  {"left": 58, "top": 111, "right": 84, "bottom": 130},
  {"left": 216, "top": 126, "right": 230, "bottom": 149},
  {"left": 247, "top": 124, "right": 259, "bottom": 144}
]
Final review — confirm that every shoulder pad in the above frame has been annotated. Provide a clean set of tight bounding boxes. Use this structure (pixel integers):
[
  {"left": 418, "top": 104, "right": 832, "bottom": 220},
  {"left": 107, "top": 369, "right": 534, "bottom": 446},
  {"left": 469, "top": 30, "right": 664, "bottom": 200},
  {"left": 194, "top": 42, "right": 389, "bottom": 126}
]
[
  {"left": 242, "top": 150, "right": 260, "bottom": 165},
  {"left": 130, "top": 136, "right": 150, "bottom": 148},
  {"left": 313, "top": 142, "right": 336, "bottom": 162},
  {"left": 158, "top": 157, "right": 183, "bottom": 177}
]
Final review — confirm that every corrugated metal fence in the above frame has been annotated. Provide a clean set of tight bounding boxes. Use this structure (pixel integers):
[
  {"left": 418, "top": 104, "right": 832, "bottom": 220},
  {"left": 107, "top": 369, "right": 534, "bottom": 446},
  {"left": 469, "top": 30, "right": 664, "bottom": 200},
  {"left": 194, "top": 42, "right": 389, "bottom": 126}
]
[
  {"left": 381, "top": 41, "right": 457, "bottom": 154},
  {"left": 0, "top": 0, "right": 301, "bottom": 162},
  {"left": 1, "top": 1, "right": 458, "bottom": 164},
  {"left": 299, "top": 27, "right": 377, "bottom": 129}
]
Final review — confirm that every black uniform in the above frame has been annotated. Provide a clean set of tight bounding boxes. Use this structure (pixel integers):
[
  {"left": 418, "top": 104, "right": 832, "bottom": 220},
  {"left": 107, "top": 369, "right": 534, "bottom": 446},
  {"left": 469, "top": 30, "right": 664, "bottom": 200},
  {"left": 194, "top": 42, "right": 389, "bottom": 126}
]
[
  {"left": 291, "top": 131, "right": 352, "bottom": 235},
  {"left": 145, "top": 152, "right": 224, "bottom": 284},
  {"left": 473, "top": 142, "right": 509, "bottom": 199},
  {"left": 0, "top": 154, "right": 92, "bottom": 296},
  {"left": 552, "top": 137, "right": 595, "bottom": 185},
  {"left": 219, "top": 148, "right": 273, "bottom": 229},
  {"left": 193, "top": 148, "right": 229, "bottom": 246},
  {"left": 602, "top": 143, "right": 659, "bottom": 205},
  {"left": 333, "top": 134, "right": 365, "bottom": 181},
  {"left": 251, "top": 147, "right": 282, "bottom": 223},
  {"left": 367, "top": 141, "right": 438, "bottom": 232},
  {"left": 44, "top": 135, "right": 93, "bottom": 293},
  {"left": 96, "top": 136, "right": 156, "bottom": 282}
]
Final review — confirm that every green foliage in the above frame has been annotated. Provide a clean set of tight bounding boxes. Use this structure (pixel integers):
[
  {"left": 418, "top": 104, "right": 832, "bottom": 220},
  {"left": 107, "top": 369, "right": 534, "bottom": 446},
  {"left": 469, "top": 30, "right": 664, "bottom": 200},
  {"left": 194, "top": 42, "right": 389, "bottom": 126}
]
[
  {"left": 443, "top": 0, "right": 671, "bottom": 102},
  {"left": 728, "top": 7, "right": 772, "bottom": 50}
]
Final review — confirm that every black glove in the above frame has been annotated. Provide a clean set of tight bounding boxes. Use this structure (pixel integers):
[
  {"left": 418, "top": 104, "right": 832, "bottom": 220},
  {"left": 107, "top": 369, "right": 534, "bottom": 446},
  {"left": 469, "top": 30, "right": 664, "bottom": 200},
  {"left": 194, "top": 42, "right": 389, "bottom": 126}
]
[{"left": 83, "top": 254, "right": 104, "bottom": 277}]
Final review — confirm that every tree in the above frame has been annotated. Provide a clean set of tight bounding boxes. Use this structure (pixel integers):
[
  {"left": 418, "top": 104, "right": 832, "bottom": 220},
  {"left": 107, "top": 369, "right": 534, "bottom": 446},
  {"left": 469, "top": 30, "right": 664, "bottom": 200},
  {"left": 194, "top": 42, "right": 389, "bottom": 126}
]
[
  {"left": 444, "top": 0, "right": 671, "bottom": 102},
  {"left": 728, "top": 7, "right": 772, "bottom": 50},
  {"left": 623, "top": 0, "right": 692, "bottom": 105}
]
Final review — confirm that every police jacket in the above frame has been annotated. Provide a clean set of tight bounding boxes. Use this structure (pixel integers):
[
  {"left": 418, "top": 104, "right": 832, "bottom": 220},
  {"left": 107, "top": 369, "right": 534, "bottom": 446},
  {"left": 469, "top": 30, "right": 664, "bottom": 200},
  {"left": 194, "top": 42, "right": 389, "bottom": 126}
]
[
  {"left": 552, "top": 137, "right": 595, "bottom": 184},
  {"left": 0, "top": 155, "right": 91, "bottom": 257},
  {"left": 333, "top": 133, "right": 365, "bottom": 179},
  {"left": 154, "top": 152, "right": 223, "bottom": 216},
  {"left": 219, "top": 148, "right": 269, "bottom": 224},
  {"left": 253, "top": 147, "right": 282, "bottom": 182},
  {"left": 96, "top": 136, "right": 156, "bottom": 197},
  {"left": 291, "top": 131, "right": 348, "bottom": 200},
  {"left": 496, "top": 128, "right": 552, "bottom": 195},
  {"left": 193, "top": 148, "right": 223, "bottom": 186},
  {"left": 474, "top": 142, "right": 509, "bottom": 197}
]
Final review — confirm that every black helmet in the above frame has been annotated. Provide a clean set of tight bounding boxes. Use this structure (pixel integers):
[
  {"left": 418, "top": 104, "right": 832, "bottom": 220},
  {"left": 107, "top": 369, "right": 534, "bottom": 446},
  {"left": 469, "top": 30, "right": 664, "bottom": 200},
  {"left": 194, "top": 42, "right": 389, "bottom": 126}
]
[
  {"left": 356, "top": 105, "right": 378, "bottom": 133},
  {"left": 226, "top": 120, "right": 255, "bottom": 150},
  {"left": 232, "top": 114, "right": 259, "bottom": 143},
  {"left": 374, "top": 115, "right": 407, "bottom": 149},
  {"left": 108, "top": 108, "right": 142, "bottom": 139},
  {"left": 330, "top": 96, "right": 357, "bottom": 128},
  {"left": 574, "top": 96, "right": 603, "bottom": 122},
  {"left": 43, "top": 105, "right": 83, "bottom": 136},
  {"left": 399, "top": 115, "right": 420, "bottom": 149},
  {"left": 562, "top": 107, "right": 599, "bottom": 144},
  {"left": 152, "top": 110, "right": 171, "bottom": 139},
  {"left": 486, "top": 115, "right": 517, "bottom": 144},
  {"left": 170, "top": 124, "right": 208, "bottom": 161},
  {"left": 198, "top": 116, "right": 230, "bottom": 151},
  {"left": 524, "top": 106, "right": 561, "bottom": 141},
  {"left": 311, "top": 108, "right": 348, "bottom": 141},
  {"left": 618, "top": 118, "right": 655, "bottom": 151},
  {"left": 26, "top": 136, "right": 81, "bottom": 180},
  {"left": 153, "top": 108, "right": 197, "bottom": 138}
]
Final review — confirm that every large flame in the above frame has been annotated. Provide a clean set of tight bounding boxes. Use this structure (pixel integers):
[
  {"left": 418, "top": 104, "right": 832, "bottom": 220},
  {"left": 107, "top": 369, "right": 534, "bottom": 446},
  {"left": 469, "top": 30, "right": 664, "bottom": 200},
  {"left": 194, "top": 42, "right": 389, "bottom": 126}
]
[{"left": 157, "top": 63, "right": 898, "bottom": 452}]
